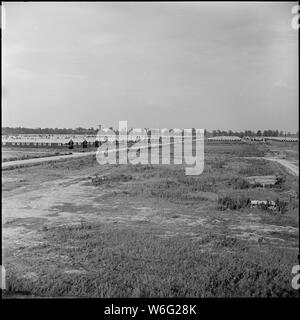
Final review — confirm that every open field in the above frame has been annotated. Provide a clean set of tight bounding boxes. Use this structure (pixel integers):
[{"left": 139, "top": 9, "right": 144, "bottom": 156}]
[
  {"left": 263, "top": 141, "right": 299, "bottom": 164},
  {"left": 2, "top": 142, "right": 299, "bottom": 297},
  {"left": 2, "top": 149, "right": 96, "bottom": 170},
  {"left": 2, "top": 147, "right": 73, "bottom": 162}
]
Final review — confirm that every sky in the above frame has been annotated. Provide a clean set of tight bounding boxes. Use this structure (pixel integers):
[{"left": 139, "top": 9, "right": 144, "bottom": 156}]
[{"left": 2, "top": 2, "right": 299, "bottom": 131}]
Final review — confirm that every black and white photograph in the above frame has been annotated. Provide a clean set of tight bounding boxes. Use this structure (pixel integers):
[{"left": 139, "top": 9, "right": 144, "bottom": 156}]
[{"left": 1, "top": 1, "right": 299, "bottom": 305}]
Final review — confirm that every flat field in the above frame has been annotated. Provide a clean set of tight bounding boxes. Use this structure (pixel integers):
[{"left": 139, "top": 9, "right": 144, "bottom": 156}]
[
  {"left": 2, "top": 142, "right": 299, "bottom": 297},
  {"left": 1, "top": 147, "right": 73, "bottom": 162}
]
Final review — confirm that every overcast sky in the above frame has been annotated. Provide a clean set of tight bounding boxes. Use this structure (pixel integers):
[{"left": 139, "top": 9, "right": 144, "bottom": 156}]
[{"left": 2, "top": 2, "right": 298, "bottom": 131}]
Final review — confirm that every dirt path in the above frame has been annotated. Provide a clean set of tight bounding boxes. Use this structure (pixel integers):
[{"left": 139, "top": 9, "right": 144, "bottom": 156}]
[
  {"left": 263, "top": 157, "right": 299, "bottom": 177},
  {"left": 2, "top": 139, "right": 200, "bottom": 170},
  {"left": 1, "top": 144, "right": 156, "bottom": 170},
  {"left": 2, "top": 151, "right": 97, "bottom": 170},
  {"left": 243, "top": 156, "right": 299, "bottom": 177}
]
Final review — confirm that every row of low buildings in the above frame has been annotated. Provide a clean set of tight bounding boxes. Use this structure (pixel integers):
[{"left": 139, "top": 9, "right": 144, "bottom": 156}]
[
  {"left": 243, "top": 136, "right": 298, "bottom": 142},
  {"left": 2, "top": 133, "right": 298, "bottom": 147}
]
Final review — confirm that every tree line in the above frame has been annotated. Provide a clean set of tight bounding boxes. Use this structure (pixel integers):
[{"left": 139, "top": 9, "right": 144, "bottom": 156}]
[
  {"left": 205, "top": 129, "right": 298, "bottom": 138},
  {"left": 2, "top": 127, "right": 98, "bottom": 135}
]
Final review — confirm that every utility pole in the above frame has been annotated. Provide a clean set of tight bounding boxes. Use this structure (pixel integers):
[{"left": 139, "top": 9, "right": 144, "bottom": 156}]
[{"left": 284, "top": 131, "right": 286, "bottom": 146}]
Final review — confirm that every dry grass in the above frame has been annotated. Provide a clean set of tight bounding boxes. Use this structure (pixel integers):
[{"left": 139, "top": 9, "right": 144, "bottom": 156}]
[
  {"left": 2, "top": 142, "right": 299, "bottom": 298},
  {"left": 4, "top": 224, "right": 298, "bottom": 297}
]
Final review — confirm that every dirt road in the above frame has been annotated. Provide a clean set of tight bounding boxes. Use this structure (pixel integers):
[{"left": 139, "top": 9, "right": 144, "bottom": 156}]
[
  {"left": 2, "top": 139, "right": 203, "bottom": 170},
  {"left": 243, "top": 156, "right": 299, "bottom": 177},
  {"left": 2, "top": 151, "right": 97, "bottom": 170},
  {"left": 263, "top": 157, "right": 299, "bottom": 177}
]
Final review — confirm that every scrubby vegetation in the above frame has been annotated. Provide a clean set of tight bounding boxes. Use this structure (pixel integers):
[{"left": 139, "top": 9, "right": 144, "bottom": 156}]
[
  {"left": 2, "top": 142, "right": 298, "bottom": 298},
  {"left": 92, "top": 173, "right": 133, "bottom": 185},
  {"left": 228, "top": 177, "right": 251, "bottom": 189},
  {"left": 3, "top": 225, "right": 298, "bottom": 298},
  {"left": 238, "top": 159, "right": 275, "bottom": 176},
  {"left": 218, "top": 196, "right": 250, "bottom": 211}
]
